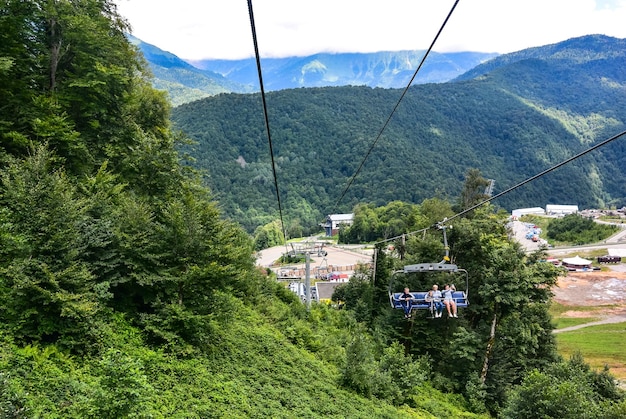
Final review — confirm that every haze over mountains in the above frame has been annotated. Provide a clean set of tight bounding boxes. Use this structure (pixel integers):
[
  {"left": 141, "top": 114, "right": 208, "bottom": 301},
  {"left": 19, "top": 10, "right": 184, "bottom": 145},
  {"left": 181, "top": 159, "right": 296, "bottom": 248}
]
[
  {"left": 131, "top": 35, "right": 497, "bottom": 106},
  {"left": 168, "top": 35, "right": 626, "bottom": 233}
]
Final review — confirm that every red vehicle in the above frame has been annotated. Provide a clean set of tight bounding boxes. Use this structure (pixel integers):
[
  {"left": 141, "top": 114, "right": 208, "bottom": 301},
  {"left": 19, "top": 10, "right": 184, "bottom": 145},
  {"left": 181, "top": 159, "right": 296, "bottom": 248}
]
[{"left": 327, "top": 271, "right": 349, "bottom": 281}]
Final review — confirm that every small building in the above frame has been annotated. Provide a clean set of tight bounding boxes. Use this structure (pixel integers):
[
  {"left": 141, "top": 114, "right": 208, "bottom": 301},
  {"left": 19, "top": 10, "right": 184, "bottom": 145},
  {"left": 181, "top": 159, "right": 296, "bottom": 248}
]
[
  {"left": 561, "top": 255, "right": 592, "bottom": 271},
  {"left": 608, "top": 248, "right": 626, "bottom": 257},
  {"left": 512, "top": 207, "right": 545, "bottom": 219},
  {"left": 546, "top": 204, "right": 579, "bottom": 215},
  {"left": 321, "top": 213, "right": 354, "bottom": 236},
  {"left": 315, "top": 282, "right": 344, "bottom": 303}
]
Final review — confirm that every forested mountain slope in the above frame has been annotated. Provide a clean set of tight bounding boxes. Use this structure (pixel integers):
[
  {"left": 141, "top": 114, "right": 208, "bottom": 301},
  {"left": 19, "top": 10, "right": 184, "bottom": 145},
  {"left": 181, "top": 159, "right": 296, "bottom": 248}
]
[
  {"left": 455, "top": 34, "right": 626, "bottom": 81},
  {"left": 130, "top": 35, "right": 254, "bottom": 106},
  {"left": 172, "top": 35, "right": 626, "bottom": 234}
]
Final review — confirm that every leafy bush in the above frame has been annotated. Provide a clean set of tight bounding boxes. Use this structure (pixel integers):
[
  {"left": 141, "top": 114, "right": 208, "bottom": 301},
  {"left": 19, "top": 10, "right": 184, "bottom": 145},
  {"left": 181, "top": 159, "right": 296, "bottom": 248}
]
[
  {"left": 547, "top": 214, "right": 618, "bottom": 244},
  {"left": 502, "top": 353, "right": 626, "bottom": 418}
]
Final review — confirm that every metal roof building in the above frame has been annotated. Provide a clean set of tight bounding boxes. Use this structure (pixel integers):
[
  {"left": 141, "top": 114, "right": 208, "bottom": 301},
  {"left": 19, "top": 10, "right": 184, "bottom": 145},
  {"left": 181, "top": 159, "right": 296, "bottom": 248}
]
[{"left": 546, "top": 204, "right": 579, "bottom": 215}]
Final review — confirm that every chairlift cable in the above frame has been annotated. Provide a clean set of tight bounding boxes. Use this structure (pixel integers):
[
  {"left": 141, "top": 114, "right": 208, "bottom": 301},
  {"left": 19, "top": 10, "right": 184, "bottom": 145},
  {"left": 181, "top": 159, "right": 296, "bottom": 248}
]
[
  {"left": 440, "top": 128, "right": 626, "bottom": 225},
  {"left": 375, "top": 128, "right": 626, "bottom": 247},
  {"left": 331, "top": 0, "right": 462, "bottom": 214},
  {"left": 247, "top": 0, "right": 288, "bottom": 247}
]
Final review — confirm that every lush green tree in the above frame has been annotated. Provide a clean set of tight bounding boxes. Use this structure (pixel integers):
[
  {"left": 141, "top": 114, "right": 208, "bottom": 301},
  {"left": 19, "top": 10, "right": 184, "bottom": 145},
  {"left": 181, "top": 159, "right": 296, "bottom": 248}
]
[
  {"left": 502, "top": 353, "right": 626, "bottom": 418},
  {"left": 443, "top": 213, "right": 559, "bottom": 412},
  {"left": 331, "top": 265, "right": 374, "bottom": 323},
  {"left": 0, "top": 0, "right": 144, "bottom": 174},
  {"left": 340, "top": 201, "right": 429, "bottom": 244},
  {"left": 339, "top": 203, "right": 379, "bottom": 243},
  {"left": 341, "top": 331, "right": 429, "bottom": 405},
  {"left": 547, "top": 213, "right": 618, "bottom": 244},
  {"left": 457, "top": 168, "right": 491, "bottom": 213},
  {"left": 0, "top": 147, "right": 104, "bottom": 350},
  {"left": 253, "top": 219, "right": 285, "bottom": 251},
  {"left": 0, "top": 0, "right": 257, "bottom": 354}
]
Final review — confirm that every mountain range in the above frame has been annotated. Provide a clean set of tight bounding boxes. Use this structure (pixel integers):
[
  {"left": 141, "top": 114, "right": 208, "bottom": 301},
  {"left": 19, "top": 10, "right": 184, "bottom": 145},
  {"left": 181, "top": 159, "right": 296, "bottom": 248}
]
[
  {"left": 169, "top": 35, "right": 626, "bottom": 234},
  {"left": 131, "top": 35, "right": 497, "bottom": 106},
  {"left": 128, "top": 35, "right": 254, "bottom": 106},
  {"left": 188, "top": 50, "right": 498, "bottom": 91}
]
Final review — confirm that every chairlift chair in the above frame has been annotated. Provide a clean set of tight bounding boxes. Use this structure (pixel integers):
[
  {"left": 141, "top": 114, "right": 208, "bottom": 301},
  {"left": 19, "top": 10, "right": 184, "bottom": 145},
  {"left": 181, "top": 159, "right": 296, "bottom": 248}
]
[{"left": 388, "top": 225, "right": 469, "bottom": 318}]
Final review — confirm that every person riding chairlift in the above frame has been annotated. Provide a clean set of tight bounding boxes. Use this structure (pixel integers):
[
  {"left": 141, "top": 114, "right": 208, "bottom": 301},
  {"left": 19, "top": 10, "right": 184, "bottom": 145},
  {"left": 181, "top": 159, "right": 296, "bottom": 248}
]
[
  {"left": 427, "top": 284, "right": 444, "bottom": 318},
  {"left": 398, "top": 287, "right": 415, "bottom": 319},
  {"left": 442, "top": 284, "right": 458, "bottom": 318}
]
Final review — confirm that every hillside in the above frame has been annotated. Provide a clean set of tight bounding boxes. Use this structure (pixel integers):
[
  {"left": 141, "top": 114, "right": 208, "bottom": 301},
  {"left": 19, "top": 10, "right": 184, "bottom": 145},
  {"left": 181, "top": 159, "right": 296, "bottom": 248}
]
[
  {"left": 172, "top": 35, "right": 626, "bottom": 234},
  {"left": 0, "top": 2, "right": 493, "bottom": 416},
  {"left": 454, "top": 34, "right": 626, "bottom": 81},
  {"left": 129, "top": 35, "right": 253, "bottom": 106}
]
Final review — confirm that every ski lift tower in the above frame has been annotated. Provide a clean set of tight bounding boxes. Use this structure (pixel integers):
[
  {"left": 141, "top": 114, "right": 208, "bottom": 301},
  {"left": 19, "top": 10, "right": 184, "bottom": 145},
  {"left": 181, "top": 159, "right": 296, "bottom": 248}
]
[{"left": 283, "top": 242, "right": 327, "bottom": 310}]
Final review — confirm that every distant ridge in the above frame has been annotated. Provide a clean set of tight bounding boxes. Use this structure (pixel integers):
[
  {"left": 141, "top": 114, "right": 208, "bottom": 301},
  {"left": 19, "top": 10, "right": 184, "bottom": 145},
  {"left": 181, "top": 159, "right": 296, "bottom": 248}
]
[
  {"left": 188, "top": 50, "right": 499, "bottom": 91},
  {"left": 131, "top": 35, "right": 498, "bottom": 105},
  {"left": 454, "top": 34, "right": 626, "bottom": 81},
  {"left": 128, "top": 35, "right": 253, "bottom": 106}
]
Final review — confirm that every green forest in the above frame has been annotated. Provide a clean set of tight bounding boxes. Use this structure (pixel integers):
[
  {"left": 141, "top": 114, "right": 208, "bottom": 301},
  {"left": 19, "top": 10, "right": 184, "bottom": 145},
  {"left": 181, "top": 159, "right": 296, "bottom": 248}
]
[
  {"left": 1, "top": 1, "right": 625, "bottom": 417},
  {"left": 172, "top": 35, "right": 626, "bottom": 236}
]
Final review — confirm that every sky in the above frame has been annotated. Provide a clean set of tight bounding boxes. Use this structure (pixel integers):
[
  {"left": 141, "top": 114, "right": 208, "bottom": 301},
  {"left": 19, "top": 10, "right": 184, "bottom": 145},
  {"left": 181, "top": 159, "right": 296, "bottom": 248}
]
[{"left": 114, "top": 0, "right": 626, "bottom": 61}]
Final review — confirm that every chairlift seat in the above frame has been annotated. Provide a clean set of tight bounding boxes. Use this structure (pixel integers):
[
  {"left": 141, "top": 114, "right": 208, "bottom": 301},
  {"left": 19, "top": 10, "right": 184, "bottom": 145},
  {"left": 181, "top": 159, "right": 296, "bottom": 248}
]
[
  {"left": 451, "top": 291, "right": 469, "bottom": 308},
  {"left": 389, "top": 291, "right": 469, "bottom": 310},
  {"left": 390, "top": 292, "right": 430, "bottom": 310}
]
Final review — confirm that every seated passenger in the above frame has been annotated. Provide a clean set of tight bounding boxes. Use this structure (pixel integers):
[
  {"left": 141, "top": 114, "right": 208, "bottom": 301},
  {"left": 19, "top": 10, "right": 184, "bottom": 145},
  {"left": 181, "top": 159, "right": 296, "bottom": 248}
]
[
  {"left": 442, "top": 284, "right": 457, "bottom": 318},
  {"left": 426, "top": 284, "right": 444, "bottom": 318},
  {"left": 398, "top": 287, "right": 415, "bottom": 319}
]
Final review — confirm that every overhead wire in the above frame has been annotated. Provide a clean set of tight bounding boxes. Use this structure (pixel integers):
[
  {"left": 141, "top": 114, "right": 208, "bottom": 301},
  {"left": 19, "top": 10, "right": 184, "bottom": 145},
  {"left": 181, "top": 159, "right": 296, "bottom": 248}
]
[
  {"left": 374, "top": 128, "right": 626, "bottom": 246},
  {"left": 247, "top": 0, "right": 288, "bottom": 244},
  {"left": 442, "top": 128, "right": 626, "bottom": 225},
  {"left": 246, "top": 0, "right": 626, "bottom": 253},
  {"left": 331, "top": 0, "right": 461, "bottom": 214}
]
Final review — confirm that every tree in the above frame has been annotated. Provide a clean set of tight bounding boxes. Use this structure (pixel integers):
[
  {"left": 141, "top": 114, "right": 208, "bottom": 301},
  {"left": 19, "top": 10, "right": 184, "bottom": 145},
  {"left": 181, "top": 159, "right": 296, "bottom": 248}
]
[
  {"left": 502, "top": 353, "right": 626, "bottom": 418},
  {"left": 457, "top": 168, "right": 491, "bottom": 212},
  {"left": 0, "top": 146, "right": 103, "bottom": 350},
  {"left": 0, "top": 0, "right": 143, "bottom": 175},
  {"left": 253, "top": 219, "right": 285, "bottom": 251}
]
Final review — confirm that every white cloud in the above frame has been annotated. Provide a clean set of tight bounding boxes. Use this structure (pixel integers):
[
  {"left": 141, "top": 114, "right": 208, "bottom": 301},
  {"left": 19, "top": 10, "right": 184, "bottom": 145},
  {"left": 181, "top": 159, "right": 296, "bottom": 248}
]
[{"left": 114, "top": 0, "right": 626, "bottom": 60}]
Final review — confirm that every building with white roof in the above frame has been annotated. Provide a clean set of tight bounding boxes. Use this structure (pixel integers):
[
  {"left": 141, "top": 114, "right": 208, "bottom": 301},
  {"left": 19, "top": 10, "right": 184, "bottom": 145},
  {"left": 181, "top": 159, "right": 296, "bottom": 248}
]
[
  {"left": 546, "top": 204, "right": 578, "bottom": 215},
  {"left": 321, "top": 213, "right": 354, "bottom": 236},
  {"left": 511, "top": 207, "right": 545, "bottom": 218}
]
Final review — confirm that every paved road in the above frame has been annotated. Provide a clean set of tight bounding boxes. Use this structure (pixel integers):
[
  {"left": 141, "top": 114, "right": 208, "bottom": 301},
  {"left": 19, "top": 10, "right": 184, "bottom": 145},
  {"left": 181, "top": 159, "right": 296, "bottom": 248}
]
[
  {"left": 605, "top": 223, "right": 626, "bottom": 243},
  {"left": 256, "top": 239, "right": 374, "bottom": 276},
  {"left": 510, "top": 220, "right": 626, "bottom": 255},
  {"left": 553, "top": 314, "right": 626, "bottom": 334}
]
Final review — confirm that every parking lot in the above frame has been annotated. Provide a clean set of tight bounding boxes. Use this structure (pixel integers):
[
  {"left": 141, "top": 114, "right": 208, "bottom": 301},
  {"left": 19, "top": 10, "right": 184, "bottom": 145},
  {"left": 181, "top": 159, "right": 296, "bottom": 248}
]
[{"left": 256, "top": 240, "right": 374, "bottom": 279}]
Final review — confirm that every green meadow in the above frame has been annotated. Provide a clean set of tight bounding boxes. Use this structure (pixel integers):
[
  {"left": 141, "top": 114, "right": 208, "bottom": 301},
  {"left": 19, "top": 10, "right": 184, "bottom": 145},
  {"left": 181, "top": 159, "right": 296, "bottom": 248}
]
[{"left": 551, "top": 303, "right": 626, "bottom": 381}]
